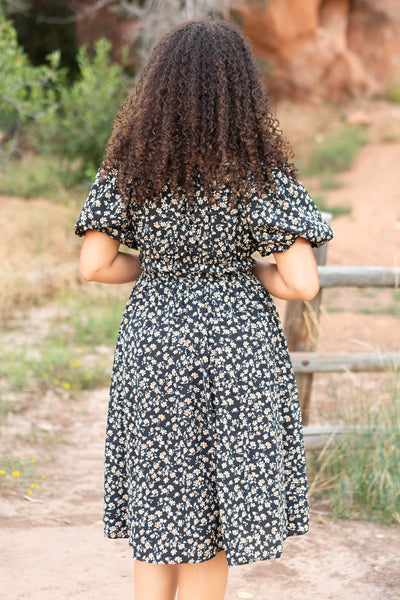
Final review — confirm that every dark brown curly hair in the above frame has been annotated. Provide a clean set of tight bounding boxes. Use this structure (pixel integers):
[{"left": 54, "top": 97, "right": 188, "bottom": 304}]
[{"left": 102, "top": 19, "right": 297, "bottom": 205}]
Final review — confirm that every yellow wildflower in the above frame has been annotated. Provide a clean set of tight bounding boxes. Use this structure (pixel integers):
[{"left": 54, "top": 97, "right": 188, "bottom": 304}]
[
  {"left": 0, "top": 470, "right": 5, "bottom": 475},
  {"left": 53, "top": 379, "right": 59, "bottom": 385},
  {"left": 32, "top": 483, "right": 38, "bottom": 488},
  {"left": 30, "top": 458, "right": 36, "bottom": 463},
  {"left": 12, "top": 471, "right": 20, "bottom": 478},
  {"left": 85, "top": 374, "right": 92, "bottom": 380},
  {"left": 27, "top": 489, "right": 32, "bottom": 494},
  {"left": 62, "top": 382, "right": 71, "bottom": 390},
  {"left": 69, "top": 360, "right": 82, "bottom": 368}
]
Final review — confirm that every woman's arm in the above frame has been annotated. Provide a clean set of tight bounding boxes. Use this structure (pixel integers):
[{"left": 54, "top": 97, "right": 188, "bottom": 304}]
[
  {"left": 253, "top": 237, "right": 320, "bottom": 301},
  {"left": 79, "top": 230, "right": 142, "bottom": 284}
]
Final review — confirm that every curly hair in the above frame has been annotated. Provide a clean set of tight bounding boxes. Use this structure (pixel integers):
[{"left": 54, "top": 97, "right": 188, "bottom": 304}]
[{"left": 102, "top": 19, "right": 298, "bottom": 206}]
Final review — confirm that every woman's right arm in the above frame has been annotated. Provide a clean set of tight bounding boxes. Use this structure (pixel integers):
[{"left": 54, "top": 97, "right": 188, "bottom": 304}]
[
  {"left": 79, "top": 230, "right": 142, "bottom": 284},
  {"left": 253, "top": 236, "right": 320, "bottom": 301}
]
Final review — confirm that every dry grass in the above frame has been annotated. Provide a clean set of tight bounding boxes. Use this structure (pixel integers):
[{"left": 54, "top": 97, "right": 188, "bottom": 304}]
[
  {"left": 0, "top": 195, "right": 83, "bottom": 324},
  {"left": 307, "top": 369, "right": 400, "bottom": 524}
]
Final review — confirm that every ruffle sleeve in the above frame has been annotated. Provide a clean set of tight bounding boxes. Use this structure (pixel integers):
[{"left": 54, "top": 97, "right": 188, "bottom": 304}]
[
  {"left": 248, "top": 169, "right": 334, "bottom": 256},
  {"left": 74, "top": 166, "right": 138, "bottom": 250}
]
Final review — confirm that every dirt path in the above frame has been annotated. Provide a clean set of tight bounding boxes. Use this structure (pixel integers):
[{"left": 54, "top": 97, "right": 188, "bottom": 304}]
[
  {"left": 1, "top": 389, "right": 399, "bottom": 600},
  {"left": 1, "top": 141, "right": 400, "bottom": 599}
]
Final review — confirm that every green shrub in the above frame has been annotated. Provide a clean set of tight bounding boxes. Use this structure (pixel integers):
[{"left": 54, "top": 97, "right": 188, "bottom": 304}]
[
  {"left": 304, "top": 125, "right": 367, "bottom": 176},
  {"left": 312, "top": 194, "right": 351, "bottom": 218},
  {"left": 384, "top": 83, "right": 400, "bottom": 104},
  {"left": 0, "top": 1, "right": 30, "bottom": 18},
  {"left": 0, "top": 17, "right": 131, "bottom": 182},
  {"left": 37, "top": 38, "right": 130, "bottom": 181},
  {"left": 0, "top": 16, "right": 60, "bottom": 158},
  {"left": 0, "top": 153, "right": 75, "bottom": 199}
]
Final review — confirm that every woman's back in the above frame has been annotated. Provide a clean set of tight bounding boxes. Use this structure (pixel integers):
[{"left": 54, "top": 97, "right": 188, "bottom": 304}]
[{"left": 77, "top": 166, "right": 332, "bottom": 277}]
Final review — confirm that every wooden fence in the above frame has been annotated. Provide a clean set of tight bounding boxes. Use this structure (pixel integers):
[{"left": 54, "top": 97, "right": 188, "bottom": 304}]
[{"left": 284, "top": 219, "right": 400, "bottom": 435}]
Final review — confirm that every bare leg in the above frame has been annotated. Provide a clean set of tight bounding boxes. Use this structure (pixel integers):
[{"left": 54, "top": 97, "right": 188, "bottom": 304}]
[
  {"left": 134, "top": 559, "right": 179, "bottom": 600},
  {"left": 177, "top": 550, "right": 229, "bottom": 600}
]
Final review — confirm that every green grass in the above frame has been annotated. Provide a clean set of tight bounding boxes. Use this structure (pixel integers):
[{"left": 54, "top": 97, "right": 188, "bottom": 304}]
[
  {"left": 325, "top": 289, "right": 400, "bottom": 317},
  {"left": 303, "top": 125, "right": 367, "bottom": 177},
  {"left": 0, "top": 453, "right": 46, "bottom": 498},
  {"left": 355, "top": 305, "right": 400, "bottom": 317},
  {"left": 0, "top": 290, "right": 128, "bottom": 402},
  {"left": 308, "top": 371, "right": 400, "bottom": 524},
  {"left": 319, "top": 174, "right": 343, "bottom": 190},
  {"left": 0, "top": 153, "right": 89, "bottom": 202},
  {"left": 0, "top": 340, "right": 110, "bottom": 395},
  {"left": 312, "top": 194, "right": 352, "bottom": 218},
  {"left": 59, "top": 292, "right": 127, "bottom": 348},
  {"left": 383, "top": 83, "right": 400, "bottom": 104}
]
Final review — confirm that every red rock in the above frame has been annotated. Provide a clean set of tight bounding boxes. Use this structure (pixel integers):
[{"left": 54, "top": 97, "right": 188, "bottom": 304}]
[
  {"left": 232, "top": 0, "right": 400, "bottom": 101},
  {"left": 74, "top": 0, "right": 400, "bottom": 102}
]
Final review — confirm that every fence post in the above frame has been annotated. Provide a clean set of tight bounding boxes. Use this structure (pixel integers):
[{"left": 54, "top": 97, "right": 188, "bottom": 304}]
[{"left": 283, "top": 213, "right": 332, "bottom": 425}]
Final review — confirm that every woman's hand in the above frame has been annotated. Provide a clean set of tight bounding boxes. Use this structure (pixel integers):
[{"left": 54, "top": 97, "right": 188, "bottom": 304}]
[
  {"left": 79, "top": 230, "right": 142, "bottom": 284},
  {"left": 253, "top": 237, "right": 320, "bottom": 301}
]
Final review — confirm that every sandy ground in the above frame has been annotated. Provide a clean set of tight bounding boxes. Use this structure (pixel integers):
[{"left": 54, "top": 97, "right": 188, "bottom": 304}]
[
  {"left": 1, "top": 389, "right": 399, "bottom": 600},
  {"left": 1, "top": 140, "right": 400, "bottom": 598}
]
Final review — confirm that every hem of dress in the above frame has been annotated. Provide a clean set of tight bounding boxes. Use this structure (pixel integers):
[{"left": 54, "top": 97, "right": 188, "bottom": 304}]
[{"left": 103, "top": 525, "right": 309, "bottom": 568}]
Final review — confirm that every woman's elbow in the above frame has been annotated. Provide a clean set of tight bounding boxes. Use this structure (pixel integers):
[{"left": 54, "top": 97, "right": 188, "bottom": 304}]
[
  {"left": 79, "top": 263, "right": 97, "bottom": 281},
  {"left": 300, "top": 284, "right": 320, "bottom": 301},
  {"left": 79, "top": 256, "right": 103, "bottom": 282},
  {"left": 292, "top": 278, "right": 320, "bottom": 301}
]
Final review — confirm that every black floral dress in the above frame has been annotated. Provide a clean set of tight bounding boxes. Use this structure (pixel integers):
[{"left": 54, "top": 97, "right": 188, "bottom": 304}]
[{"left": 74, "top": 167, "right": 334, "bottom": 567}]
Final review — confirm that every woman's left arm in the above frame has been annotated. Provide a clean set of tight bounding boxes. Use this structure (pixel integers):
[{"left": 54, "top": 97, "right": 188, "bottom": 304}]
[{"left": 79, "top": 230, "right": 142, "bottom": 284}]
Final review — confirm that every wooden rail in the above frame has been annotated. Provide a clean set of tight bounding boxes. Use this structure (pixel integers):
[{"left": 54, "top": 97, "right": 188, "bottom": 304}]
[
  {"left": 303, "top": 425, "right": 351, "bottom": 450},
  {"left": 291, "top": 351, "right": 400, "bottom": 373},
  {"left": 318, "top": 265, "right": 400, "bottom": 288}
]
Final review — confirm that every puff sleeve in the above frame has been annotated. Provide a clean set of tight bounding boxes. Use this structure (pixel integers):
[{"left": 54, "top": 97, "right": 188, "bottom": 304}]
[
  {"left": 74, "top": 166, "right": 138, "bottom": 250},
  {"left": 248, "top": 169, "right": 334, "bottom": 256}
]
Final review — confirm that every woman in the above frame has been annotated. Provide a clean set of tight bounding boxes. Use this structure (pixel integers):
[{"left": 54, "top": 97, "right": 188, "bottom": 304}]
[{"left": 75, "top": 19, "right": 334, "bottom": 600}]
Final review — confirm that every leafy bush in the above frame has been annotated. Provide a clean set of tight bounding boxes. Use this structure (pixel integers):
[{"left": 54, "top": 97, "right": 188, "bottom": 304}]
[
  {"left": 312, "top": 193, "right": 351, "bottom": 218},
  {"left": 304, "top": 125, "right": 367, "bottom": 176},
  {"left": 37, "top": 38, "right": 130, "bottom": 181},
  {"left": 0, "top": 1, "right": 30, "bottom": 19},
  {"left": 384, "top": 83, "right": 400, "bottom": 104},
  {"left": 0, "top": 17, "right": 131, "bottom": 182},
  {"left": 0, "top": 16, "right": 59, "bottom": 158}
]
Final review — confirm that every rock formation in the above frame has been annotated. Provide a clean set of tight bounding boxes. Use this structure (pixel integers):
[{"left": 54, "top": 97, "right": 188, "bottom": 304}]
[
  {"left": 233, "top": 0, "right": 400, "bottom": 101},
  {"left": 75, "top": 0, "right": 400, "bottom": 102}
]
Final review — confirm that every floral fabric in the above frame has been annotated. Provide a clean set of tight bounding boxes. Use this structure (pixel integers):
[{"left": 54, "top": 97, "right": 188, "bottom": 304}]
[{"left": 74, "top": 166, "right": 334, "bottom": 567}]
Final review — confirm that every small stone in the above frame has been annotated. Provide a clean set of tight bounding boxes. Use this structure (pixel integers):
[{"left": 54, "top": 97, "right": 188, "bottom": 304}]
[{"left": 237, "top": 592, "right": 254, "bottom": 599}]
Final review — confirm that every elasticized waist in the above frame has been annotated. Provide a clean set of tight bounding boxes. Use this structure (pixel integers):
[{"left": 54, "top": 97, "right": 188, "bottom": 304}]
[{"left": 141, "top": 258, "right": 255, "bottom": 277}]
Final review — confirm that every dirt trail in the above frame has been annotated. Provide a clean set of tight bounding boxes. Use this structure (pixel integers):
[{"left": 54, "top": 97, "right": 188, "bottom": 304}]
[
  {"left": 1, "top": 389, "right": 399, "bottom": 600},
  {"left": 1, "top": 142, "right": 400, "bottom": 599}
]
